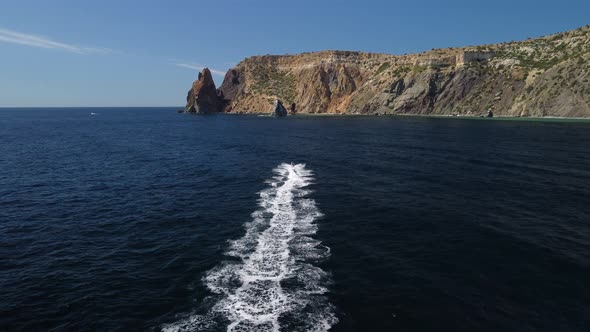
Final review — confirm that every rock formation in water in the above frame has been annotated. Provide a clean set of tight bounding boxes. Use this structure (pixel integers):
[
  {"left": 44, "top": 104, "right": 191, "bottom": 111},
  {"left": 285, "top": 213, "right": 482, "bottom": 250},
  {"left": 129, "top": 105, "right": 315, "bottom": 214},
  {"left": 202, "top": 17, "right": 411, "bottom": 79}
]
[
  {"left": 210, "top": 25, "right": 590, "bottom": 117},
  {"left": 272, "top": 99, "right": 288, "bottom": 117},
  {"left": 185, "top": 68, "right": 223, "bottom": 114}
]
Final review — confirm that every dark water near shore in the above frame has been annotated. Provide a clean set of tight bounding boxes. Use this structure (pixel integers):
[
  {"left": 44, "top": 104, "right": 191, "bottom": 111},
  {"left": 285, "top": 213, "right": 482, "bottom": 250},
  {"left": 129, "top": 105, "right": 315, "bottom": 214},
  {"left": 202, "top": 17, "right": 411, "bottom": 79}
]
[{"left": 1, "top": 108, "right": 590, "bottom": 331}]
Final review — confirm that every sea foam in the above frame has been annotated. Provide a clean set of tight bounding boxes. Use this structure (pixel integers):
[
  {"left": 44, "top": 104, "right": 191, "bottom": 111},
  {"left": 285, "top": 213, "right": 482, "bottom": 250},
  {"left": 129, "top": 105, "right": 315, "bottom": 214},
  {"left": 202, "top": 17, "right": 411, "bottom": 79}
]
[{"left": 163, "top": 163, "right": 337, "bottom": 332}]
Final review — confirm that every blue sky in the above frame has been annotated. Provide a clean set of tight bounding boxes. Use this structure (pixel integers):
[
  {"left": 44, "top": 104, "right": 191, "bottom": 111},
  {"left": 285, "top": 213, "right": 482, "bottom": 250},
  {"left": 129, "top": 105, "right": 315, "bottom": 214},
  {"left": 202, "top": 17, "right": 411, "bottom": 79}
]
[{"left": 1, "top": 0, "right": 588, "bottom": 107}]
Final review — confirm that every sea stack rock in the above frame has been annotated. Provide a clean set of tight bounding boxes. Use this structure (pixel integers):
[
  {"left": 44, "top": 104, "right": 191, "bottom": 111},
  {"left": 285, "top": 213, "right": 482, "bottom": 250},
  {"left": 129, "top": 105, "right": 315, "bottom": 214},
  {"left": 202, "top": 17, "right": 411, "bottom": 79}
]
[
  {"left": 185, "top": 68, "right": 221, "bottom": 114},
  {"left": 272, "top": 100, "right": 288, "bottom": 117}
]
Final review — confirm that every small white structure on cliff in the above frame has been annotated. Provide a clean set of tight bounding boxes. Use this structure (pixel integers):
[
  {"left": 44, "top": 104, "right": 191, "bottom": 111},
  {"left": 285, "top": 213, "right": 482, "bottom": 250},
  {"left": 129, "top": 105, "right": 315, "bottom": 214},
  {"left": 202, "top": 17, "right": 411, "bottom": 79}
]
[
  {"left": 456, "top": 50, "right": 496, "bottom": 66},
  {"left": 411, "top": 50, "right": 496, "bottom": 69}
]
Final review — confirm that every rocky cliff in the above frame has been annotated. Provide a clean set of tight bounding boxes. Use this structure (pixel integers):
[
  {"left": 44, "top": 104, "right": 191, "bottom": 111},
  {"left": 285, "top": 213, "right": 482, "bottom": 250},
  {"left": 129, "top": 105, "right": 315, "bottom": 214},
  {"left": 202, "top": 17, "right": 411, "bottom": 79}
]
[
  {"left": 185, "top": 68, "right": 223, "bottom": 114},
  {"left": 210, "top": 25, "right": 590, "bottom": 117}
]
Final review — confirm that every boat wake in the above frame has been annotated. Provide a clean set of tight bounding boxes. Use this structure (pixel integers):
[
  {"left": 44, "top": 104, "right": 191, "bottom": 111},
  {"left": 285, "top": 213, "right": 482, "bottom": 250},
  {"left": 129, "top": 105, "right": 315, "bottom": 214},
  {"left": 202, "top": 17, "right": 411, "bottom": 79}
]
[{"left": 163, "top": 163, "right": 337, "bottom": 332}]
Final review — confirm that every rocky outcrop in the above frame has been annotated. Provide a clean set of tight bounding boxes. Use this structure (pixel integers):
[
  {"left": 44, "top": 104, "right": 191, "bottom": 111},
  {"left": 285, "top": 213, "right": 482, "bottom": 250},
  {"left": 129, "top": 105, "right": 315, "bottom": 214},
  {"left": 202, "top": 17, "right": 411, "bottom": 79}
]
[
  {"left": 218, "top": 68, "right": 245, "bottom": 112},
  {"left": 272, "top": 100, "right": 288, "bottom": 117},
  {"left": 185, "top": 68, "right": 223, "bottom": 114},
  {"left": 209, "top": 25, "right": 590, "bottom": 117}
]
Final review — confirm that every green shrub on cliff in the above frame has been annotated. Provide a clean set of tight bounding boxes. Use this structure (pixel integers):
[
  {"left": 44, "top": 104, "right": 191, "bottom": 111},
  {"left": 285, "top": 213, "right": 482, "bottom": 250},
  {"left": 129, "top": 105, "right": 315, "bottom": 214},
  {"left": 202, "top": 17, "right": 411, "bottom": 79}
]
[
  {"left": 251, "top": 65, "right": 296, "bottom": 103},
  {"left": 412, "top": 64, "right": 428, "bottom": 74},
  {"left": 375, "top": 62, "right": 391, "bottom": 75}
]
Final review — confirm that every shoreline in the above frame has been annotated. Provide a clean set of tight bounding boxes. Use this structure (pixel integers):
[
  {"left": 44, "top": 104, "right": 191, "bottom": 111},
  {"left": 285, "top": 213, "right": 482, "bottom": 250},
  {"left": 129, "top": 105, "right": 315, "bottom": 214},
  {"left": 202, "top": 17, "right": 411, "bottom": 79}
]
[{"left": 220, "top": 111, "right": 590, "bottom": 122}]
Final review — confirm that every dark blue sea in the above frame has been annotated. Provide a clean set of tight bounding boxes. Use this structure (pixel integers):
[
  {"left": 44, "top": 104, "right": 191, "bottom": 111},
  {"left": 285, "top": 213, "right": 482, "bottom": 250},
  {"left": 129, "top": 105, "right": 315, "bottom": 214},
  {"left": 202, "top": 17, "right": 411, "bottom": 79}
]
[{"left": 1, "top": 107, "right": 590, "bottom": 332}]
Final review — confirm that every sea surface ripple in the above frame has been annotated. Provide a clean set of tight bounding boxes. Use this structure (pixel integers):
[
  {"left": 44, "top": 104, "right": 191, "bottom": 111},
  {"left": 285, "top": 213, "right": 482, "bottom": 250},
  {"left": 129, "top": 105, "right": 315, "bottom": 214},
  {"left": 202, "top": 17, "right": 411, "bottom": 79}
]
[{"left": 1, "top": 108, "right": 589, "bottom": 331}]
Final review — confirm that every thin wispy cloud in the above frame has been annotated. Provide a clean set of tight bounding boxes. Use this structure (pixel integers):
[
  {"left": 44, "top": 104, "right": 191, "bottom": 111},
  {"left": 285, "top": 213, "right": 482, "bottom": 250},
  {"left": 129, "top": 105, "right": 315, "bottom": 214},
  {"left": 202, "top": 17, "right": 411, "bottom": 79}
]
[
  {"left": 174, "top": 62, "right": 226, "bottom": 76},
  {"left": 0, "top": 28, "right": 113, "bottom": 54}
]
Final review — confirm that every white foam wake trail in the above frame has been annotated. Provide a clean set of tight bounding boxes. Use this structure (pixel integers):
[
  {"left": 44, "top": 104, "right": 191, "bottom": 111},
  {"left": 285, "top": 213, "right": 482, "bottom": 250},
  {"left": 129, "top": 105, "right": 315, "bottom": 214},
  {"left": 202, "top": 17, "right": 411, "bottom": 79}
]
[{"left": 163, "top": 163, "right": 337, "bottom": 332}]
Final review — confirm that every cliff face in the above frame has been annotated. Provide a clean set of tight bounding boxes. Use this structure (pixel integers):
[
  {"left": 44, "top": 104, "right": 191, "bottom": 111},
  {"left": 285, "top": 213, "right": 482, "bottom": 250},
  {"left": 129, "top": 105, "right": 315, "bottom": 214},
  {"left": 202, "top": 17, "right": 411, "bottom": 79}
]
[{"left": 216, "top": 25, "right": 590, "bottom": 117}]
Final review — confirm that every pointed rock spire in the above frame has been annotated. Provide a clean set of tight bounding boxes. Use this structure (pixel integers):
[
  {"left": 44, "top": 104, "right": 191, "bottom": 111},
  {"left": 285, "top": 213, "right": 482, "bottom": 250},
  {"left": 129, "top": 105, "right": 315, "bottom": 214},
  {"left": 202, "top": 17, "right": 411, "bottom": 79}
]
[{"left": 185, "top": 68, "right": 222, "bottom": 114}]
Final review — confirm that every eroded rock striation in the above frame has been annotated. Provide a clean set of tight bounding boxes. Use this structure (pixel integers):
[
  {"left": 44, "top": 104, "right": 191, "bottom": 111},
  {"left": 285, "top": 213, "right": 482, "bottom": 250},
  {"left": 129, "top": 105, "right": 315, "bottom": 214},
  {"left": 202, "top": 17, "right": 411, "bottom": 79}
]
[{"left": 210, "top": 25, "right": 590, "bottom": 117}]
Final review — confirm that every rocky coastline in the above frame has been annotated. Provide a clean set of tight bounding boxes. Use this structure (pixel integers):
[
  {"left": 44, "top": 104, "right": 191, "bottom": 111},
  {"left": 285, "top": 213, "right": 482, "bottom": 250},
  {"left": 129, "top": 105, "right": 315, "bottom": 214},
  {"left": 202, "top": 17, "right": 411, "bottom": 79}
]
[{"left": 184, "top": 25, "right": 590, "bottom": 117}]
